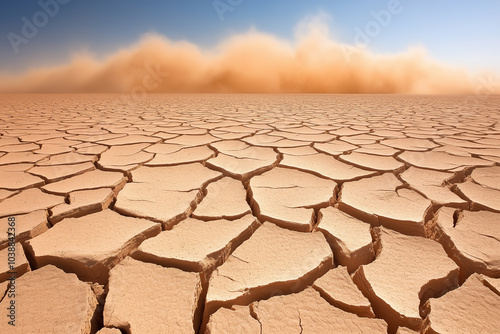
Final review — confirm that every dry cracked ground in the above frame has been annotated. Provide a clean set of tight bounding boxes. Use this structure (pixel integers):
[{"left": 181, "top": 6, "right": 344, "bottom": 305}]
[{"left": 0, "top": 94, "right": 500, "bottom": 334}]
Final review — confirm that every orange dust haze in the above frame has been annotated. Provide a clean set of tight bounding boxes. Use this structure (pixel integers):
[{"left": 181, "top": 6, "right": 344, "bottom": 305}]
[{"left": 0, "top": 16, "right": 485, "bottom": 94}]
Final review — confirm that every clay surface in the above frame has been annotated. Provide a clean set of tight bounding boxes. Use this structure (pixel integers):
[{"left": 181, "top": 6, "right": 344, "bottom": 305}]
[
  {"left": 0, "top": 265, "right": 97, "bottom": 334},
  {"left": 1, "top": 94, "right": 499, "bottom": 333}
]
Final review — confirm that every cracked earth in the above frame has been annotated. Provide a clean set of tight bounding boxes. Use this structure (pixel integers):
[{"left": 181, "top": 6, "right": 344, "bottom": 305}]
[{"left": 1, "top": 94, "right": 500, "bottom": 334}]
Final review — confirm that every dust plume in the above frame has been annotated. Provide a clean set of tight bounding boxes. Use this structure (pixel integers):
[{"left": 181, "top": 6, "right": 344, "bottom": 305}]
[{"left": 0, "top": 15, "right": 482, "bottom": 94}]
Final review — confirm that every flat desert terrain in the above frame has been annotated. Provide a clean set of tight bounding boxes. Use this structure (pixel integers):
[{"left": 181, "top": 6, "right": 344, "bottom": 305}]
[{"left": 0, "top": 94, "right": 499, "bottom": 334}]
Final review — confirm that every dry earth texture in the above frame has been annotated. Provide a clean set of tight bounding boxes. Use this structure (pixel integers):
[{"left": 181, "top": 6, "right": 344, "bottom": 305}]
[{"left": 0, "top": 94, "right": 499, "bottom": 334}]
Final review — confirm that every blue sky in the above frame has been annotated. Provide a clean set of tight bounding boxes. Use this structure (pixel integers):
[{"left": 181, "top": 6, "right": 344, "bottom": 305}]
[{"left": 1, "top": 0, "right": 499, "bottom": 74}]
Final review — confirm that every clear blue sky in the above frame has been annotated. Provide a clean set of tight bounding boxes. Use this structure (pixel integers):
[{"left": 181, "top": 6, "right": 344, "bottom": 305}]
[{"left": 1, "top": 0, "right": 499, "bottom": 74}]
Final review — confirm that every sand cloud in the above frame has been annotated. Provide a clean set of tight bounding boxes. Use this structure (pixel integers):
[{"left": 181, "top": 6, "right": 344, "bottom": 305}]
[{"left": 0, "top": 15, "right": 485, "bottom": 94}]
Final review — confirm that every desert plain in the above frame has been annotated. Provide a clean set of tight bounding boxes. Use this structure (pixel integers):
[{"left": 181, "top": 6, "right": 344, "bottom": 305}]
[{"left": 0, "top": 93, "right": 499, "bottom": 334}]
